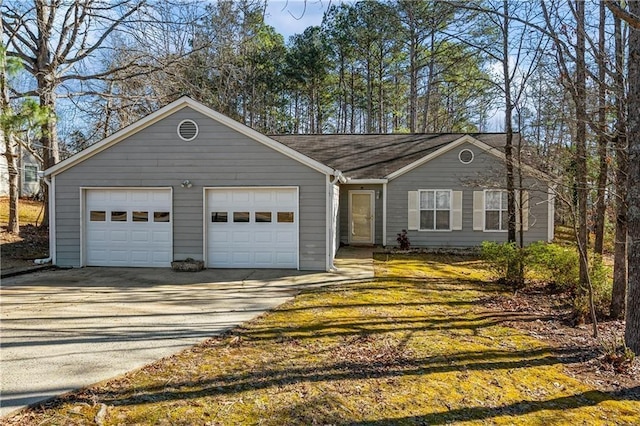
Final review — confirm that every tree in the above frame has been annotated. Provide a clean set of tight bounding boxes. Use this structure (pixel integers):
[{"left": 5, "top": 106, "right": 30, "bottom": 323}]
[
  {"left": 1, "top": 34, "right": 47, "bottom": 235},
  {"left": 2, "top": 1, "right": 199, "bottom": 222},
  {"left": 624, "top": 0, "right": 640, "bottom": 354}
]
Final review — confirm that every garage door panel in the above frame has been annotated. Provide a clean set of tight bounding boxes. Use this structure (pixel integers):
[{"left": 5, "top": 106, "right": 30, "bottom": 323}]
[
  {"left": 85, "top": 189, "right": 172, "bottom": 267},
  {"left": 207, "top": 188, "right": 298, "bottom": 269},
  {"left": 131, "top": 230, "right": 150, "bottom": 242},
  {"left": 254, "top": 231, "right": 273, "bottom": 243},
  {"left": 152, "top": 230, "right": 171, "bottom": 243}
]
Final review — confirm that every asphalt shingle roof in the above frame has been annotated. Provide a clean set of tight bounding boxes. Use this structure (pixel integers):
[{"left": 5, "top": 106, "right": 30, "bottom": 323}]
[{"left": 269, "top": 133, "right": 513, "bottom": 179}]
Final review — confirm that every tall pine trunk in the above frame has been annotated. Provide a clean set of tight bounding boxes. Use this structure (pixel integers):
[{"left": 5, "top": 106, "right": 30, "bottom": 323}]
[
  {"left": 594, "top": 0, "right": 609, "bottom": 255},
  {"left": 611, "top": 14, "right": 627, "bottom": 320},
  {"left": 625, "top": 0, "right": 640, "bottom": 354}
]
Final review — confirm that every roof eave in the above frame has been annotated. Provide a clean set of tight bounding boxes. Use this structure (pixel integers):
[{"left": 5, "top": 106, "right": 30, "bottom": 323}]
[{"left": 45, "top": 97, "right": 334, "bottom": 177}]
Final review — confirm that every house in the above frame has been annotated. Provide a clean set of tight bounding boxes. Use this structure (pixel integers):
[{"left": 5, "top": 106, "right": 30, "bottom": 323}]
[
  {"left": 41, "top": 97, "right": 554, "bottom": 271},
  {"left": 0, "top": 145, "right": 41, "bottom": 198}
]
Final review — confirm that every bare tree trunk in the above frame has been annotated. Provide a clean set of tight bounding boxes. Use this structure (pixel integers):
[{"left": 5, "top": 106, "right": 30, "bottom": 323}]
[
  {"left": 611, "top": 14, "right": 628, "bottom": 320},
  {"left": 594, "top": 0, "right": 609, "bottom": 255},
  {"left": 1, "top": 21, "right": 20, "bottom": 235},
  {"left": 625, "top": 0, "right": 640, "bottom": 354},
  {"left": 575, "top": 0, "right": 591, "bottom": 293}
]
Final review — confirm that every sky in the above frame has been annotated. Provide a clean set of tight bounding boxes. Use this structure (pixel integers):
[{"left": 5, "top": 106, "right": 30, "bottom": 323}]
[{"left": 263, "top": 0, "right": 332, "bottom": 40}]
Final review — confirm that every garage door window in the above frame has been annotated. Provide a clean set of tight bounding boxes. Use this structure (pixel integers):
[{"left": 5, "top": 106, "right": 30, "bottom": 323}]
[
  {"left": 255, "top": 212, "right": 272, "bottom": 223},
  {"left": 133, "top": 211, "right": 148, "bottom": 222},
  {"left": 111, "top": 211, "right": 127, "bottom": 221},
  {"left": 234, "top": 212, "right": 250, "bottom": 222},
  {"left": 277, "top": 212, "right": 294, "bottom": 223},
  {"left": 212, "top": 212, "right": 228, "bottom": 222},
  {"left": 90, "top": 211, "right": 106, "bottom": 221},
  {"left": 154, "top": 212, "right": 170, "bottom": 222}
]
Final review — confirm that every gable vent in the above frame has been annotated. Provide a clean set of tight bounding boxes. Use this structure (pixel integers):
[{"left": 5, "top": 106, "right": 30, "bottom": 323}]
[
  {"left": 177, "top": 119, "right": 198, "bottom": 141},
  {"left": 459, "top": 148, "right": 474, "bottom": 164}
]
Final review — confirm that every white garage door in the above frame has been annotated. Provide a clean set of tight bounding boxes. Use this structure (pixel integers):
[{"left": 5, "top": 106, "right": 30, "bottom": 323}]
[
  {"left": 85, "top": 189, "right": 172, "bottom": 267},
  {"left": 207, "top": 187, "right": 298, "bottom": 268}
]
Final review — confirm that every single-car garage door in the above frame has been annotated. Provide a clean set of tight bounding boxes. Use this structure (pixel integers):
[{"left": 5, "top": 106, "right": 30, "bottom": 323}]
[
  {"left": 206, "top": 187, "right": 298, "bottom": 268},
  {"left": 85, "top": 188, "right": 172, "bottom": 267}
]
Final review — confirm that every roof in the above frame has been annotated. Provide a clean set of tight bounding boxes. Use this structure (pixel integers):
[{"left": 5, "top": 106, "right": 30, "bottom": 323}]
[
  {"left": 270, "top": 133, "right": 516, "bottom": 180},
  {"left": 45, "top": 97, "right": 336, "bottom": 177}
]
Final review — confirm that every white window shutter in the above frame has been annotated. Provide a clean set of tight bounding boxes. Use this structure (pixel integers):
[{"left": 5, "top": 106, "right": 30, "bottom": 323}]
[
  {"left": 473, "top": 191, "right": 484, "bottom": 231},
  {"left": 408, "top": 191, "right": 419, "bottom": 230},
  {"left": 451, "top": 191, "right": 463, "bottom": 230}
]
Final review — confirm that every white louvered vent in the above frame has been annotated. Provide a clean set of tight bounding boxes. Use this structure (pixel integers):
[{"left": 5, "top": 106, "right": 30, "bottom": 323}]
[
  {"left": 177, "top": 119, "right": 198, "bottom": 141},
  {"left": 459, "top": 148, "right": 474, "bottom": 164}
]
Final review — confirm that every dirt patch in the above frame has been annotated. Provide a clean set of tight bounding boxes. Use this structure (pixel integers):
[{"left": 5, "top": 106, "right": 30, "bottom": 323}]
[
  {"left": 1, "top": 225, "right": 49, "bottom": 271},
  {"left": 479, "top": 284, "right": 640, "bottom": 398}
]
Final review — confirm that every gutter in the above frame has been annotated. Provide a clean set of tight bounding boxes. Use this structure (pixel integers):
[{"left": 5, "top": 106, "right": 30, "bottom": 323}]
[{"left": 34, "top": 175, "right": 53, "bottom": 265}]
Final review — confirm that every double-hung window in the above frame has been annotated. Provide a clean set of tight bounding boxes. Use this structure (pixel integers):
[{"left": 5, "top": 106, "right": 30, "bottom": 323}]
[
  {"left": 485, "top": 189, "right": 508, "bottom": 231},
  {"left": 419, "top": 190, "right": 451, "bottom": 230}
]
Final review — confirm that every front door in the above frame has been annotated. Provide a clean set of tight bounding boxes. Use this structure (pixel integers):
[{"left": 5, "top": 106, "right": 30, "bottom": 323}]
[{"left": 349, "top": 190, "right": 375, "bottom": 244}]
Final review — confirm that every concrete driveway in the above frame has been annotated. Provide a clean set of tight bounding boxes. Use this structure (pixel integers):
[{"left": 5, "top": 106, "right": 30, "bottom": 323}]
[{"left": 0, "top": 250, "right": 373, "bottom": 418}]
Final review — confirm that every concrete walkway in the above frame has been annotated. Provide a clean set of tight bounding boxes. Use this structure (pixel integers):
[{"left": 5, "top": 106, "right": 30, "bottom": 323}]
[{"left": 0, "top": 248, "right": 374, "bottom": 418}]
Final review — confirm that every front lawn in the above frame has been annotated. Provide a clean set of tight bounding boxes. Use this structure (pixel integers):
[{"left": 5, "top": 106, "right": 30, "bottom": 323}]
[{"left": 5, "top": 254, "right": 639, "bottom": 425}]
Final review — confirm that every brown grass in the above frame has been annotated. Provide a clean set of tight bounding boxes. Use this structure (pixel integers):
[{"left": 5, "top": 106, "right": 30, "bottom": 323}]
[
  {"left": 0, "top": 197, "right": 45, "bottom": 227},
  {"left": 3, "top": 254, "right": 638, "bottom": 425}
]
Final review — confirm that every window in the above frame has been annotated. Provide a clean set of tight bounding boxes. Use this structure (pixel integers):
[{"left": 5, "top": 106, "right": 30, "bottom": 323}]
[
  {"left": 255, "top": 212, "right": 272, "bottom": 223},
  {"left": 233, "top": 212, "right": 250, "bottom": 222},
  {"left": 24, "top": 165, "right": 38, "bottom": 183},
  {"left": 485, "top": 190, "right": 508, "bottom": 231},
  {"left": 154, "top": 212, "right": 171, "bottom": 222},
  {"left": 211, "top": 212, "right": 228, "bottom": 222},
  {"left": 419, "top": 190, "right": 451, "bottom": 230},
  {"left": 111, "top": 211, "right": 127, "bottom": 222},
  {"left": 277, "top": 212, "right": 294, "bottom": 223},
  {"left": 90, "top": 211, "right": 106, "bottom": 221},
  {"left": 133, "top": 211, "right": 148, "bottom": 222}
]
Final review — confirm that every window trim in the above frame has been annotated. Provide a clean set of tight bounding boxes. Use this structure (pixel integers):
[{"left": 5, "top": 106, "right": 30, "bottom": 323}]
[
  {"left": 418, "top": 189, "right": 452, "bottom": 232},
  {"left": 24, "top": 165, "right": 38, "bottom": 183},
  {"left": 483, "top": 189, "right": 508, "bottom": 232}
]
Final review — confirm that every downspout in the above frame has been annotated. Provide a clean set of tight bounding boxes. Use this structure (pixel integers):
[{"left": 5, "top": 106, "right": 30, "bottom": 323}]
[{"left": 34, "top": 175, "right": 53, "bottom": 264}]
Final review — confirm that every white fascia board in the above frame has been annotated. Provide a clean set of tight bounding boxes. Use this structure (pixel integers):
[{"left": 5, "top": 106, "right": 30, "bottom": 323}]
[
  {"left": 184, "top": 99, "right": 334, "bottom": 176},
  {"left": 45, "top": 96, "right": 334, "bottom": 177},
  {"left": 385, "top": 134, "right": 549, "bottom": 181},
  {"left": 385, "top": 135, "right": 479, "bottom": 180},
  {"left": 344, "top": 178, "right": 388, "bottom": 184},
  {"left": 45, "top": 97, "right": 192, "bottom": 176}
]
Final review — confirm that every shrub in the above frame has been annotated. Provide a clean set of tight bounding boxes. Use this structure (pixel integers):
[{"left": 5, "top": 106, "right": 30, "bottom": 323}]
[
  {"left": 396, "top": 230, "right": 410, "bottom": 250},
  {"left": 480, "top": 241, "right": 521, "bottom": 280},
  {"left": 526, "top": 241, "right": 579, "bottom": 291}
]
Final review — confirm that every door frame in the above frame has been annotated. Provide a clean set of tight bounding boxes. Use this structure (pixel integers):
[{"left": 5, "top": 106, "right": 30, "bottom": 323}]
[{"left": 348, "top": 190, "right": 375, "bottom": 244}]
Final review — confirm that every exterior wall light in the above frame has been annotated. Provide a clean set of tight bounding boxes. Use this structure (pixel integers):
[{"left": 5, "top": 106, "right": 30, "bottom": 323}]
[{"left": 181, "top": 179, "right": 193, "bottom": 188}]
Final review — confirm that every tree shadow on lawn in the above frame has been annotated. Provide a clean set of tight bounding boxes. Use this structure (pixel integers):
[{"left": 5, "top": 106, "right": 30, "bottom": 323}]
[
  {"left": 351, "top": 386, "right": 640, "bottom": 425},
  {"left": 16, "top": 275, "right": 636, "bottom": 423}
]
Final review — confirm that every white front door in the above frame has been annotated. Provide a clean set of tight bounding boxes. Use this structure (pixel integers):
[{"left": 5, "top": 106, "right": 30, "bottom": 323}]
[
  {"left": 349, "top": 190, "right": 374, "bottom": 244},
  {"left": 84, "top": 188, "right": 172, "bottom": 267},
  {"left": 206, "top": 187, "right": 298, "bottom": 268}
]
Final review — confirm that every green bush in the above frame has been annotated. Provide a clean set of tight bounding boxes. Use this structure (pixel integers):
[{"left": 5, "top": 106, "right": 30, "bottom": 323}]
[
  {"left": 480, "top": 241, "right": 521, "bottom": 280},
  {"left": 526, "top": 241, "right": 579, "bottom": 290}
]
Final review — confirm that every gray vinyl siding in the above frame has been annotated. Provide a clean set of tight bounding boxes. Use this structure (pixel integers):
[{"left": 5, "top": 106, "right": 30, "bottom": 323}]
[
  {"left": 385, "top": 142, "right": 550, "bottom": 248},
  {"left": 339, "top": 184, "right": 384, "bottom": 245},
  {"left": 53, "top": 107, "right": 328, "bottom": 270}
]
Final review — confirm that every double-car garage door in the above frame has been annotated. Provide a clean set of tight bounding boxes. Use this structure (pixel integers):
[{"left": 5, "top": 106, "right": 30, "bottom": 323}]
[{"left": 84, "top": 187, "right": 298, "bottom": 268}]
